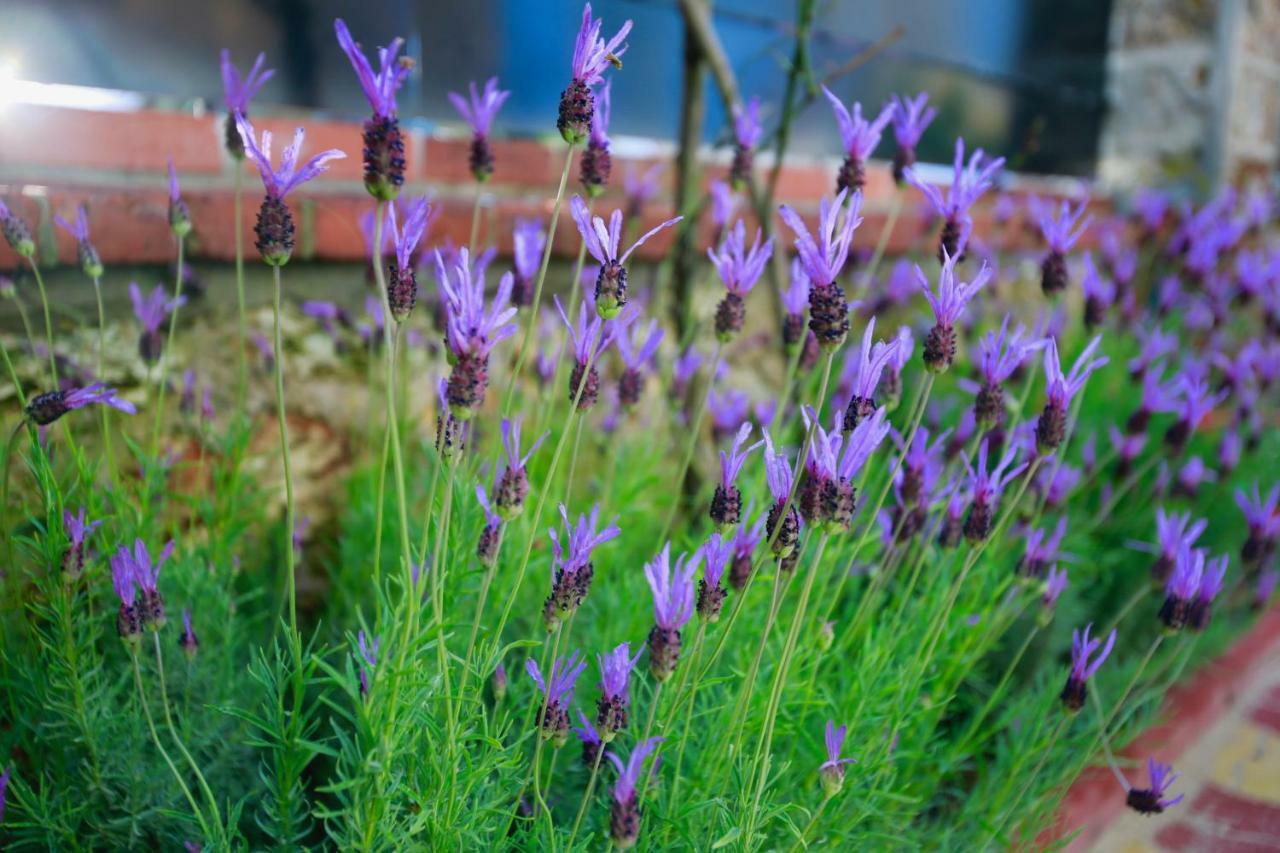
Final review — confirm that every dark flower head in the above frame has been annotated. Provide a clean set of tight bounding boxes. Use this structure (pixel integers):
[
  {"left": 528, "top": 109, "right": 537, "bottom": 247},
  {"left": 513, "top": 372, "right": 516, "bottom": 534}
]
[
  {"left": 701, "top": 532, "right": 732, "bottom": 592},
  {"left": 1043, "top": 335, "right": 1107, "bottom": 412},
  {"left": 570, "top": 194, "right": 681, "bottom": 318},
  {"left": 1068, "top": 623, "right": 1115, "bottom": 682},
  {"left": 0, "top": 200, "right": 36, "bottom": 257},
  {"left": 237, "top": 115, "right": 345, "bottom": 201},
  {"left": 840, "top": 317, "right": 902, "bottom": 428},
  {"left": 385, "top": 197, "right": 434, "bottom": 321},
  {"left": 448, "top": 77, "right": 510, "bottom": 137},
  {"left": 822, "top": 88, "right": 895, "bottom": 186},
  {"left": 26, "top": 383, "right": 136, "bottom": 426},
  {"left": 1126, "top": 758, "right": 1183, "bottom": 814},
  {"left": 54, "top": 205, "right": 104, "bottom": 278},
  {"left": 571, "top": 3, "right": 632, "bottom": 86},
  {"left": 778, "top": 189, "right": 862, "bottom": 288},
  {"left": 334, "top": 19, "right": 412, "bottom": 119},
  {"left": 606, "top": 736, "right": 662, "bottom": 848}
]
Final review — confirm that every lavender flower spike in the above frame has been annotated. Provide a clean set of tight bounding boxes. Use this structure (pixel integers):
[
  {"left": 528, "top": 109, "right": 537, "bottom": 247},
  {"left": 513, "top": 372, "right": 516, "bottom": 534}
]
[
  {"left": 730, "top": 96, "right": 763, "bottom": 189},
  {"left": 779, "top": 190, "right": 863, "bottom": 349},
  {"left": 616, "top": 317, "right": 664, "bottom": 408},
  {"left": 819, "top": 720, "right": 857, "bottom": 797},
  {"left": 496, "top": 416, "right": 548, "bottom": 519},
  {"left": 575, "top": 709, "right": 603, "bottom": 766},
  {"left": 580, "top": 80, "right": 613, "bottom": 196},
  {"left": 560, "top": 3, "right": 632, "bottom": 144},
  {"left": 975, "top": 314, "right": 1045, "bottom": 429},
  {"left": 25, "top": 383, "right": 136, "bottom": 427},
  {"left": 607, "top": 737, "right": 663, "bottom": 849},
  {"left": 1236, "top": 482, "right": 1280, "bottom": 567},
  {"left": 1164, "top": 375, "right": 1226, "bottom": 454},
  {"left": 821, "top": 87, "right": 895, "bottom": 194},
  {"left": 334, "top": 18, "right": 413, "bottom": 199},
  {"left": 237, "top": 115, "right": 346, "bottom": 265},
  {"left": 889, "top": 92, "right": 937, "bottom": 184},
  {"left": 708, "top": 219, "right": 773, "bottom": 341},
  {"left": 698, "top": 533, "right": 733, "bottom": 622},
  {"left": 1189, "top": 554, "right": 1228, "bottom": 631},
  {"left": 1151, "top": 508, "right": 1208, "bottom": 583},
  {"left": 916, "top": 249, "right": 992, "bottom": 373},
  {"left": 130, "top": 281, "right": 185, "bottom": 363},
  {"left": 1036, "top": 335, "right": 1107, "bottom": 454},
  {"left": 0, "top": 765, "right": 10, "bottom": 823},
  {"left": 1037, "top": 197, "right": 1092, "bottom": 295},
  {"left": 841, "top": 317, "right": 901, "bottom": 433},
  {"left": 357, "top": 630, "right": 380, "bottom": 698},
  {"left": 570, "top": 194, "right": 682, "bottom": 318},
  {"left": 645, "top": 543, "right": 700, "bottom": 681},
  {"left": 905, "top": 137, "right": 1004, "bottom": 262},
  {"left": 437, "top": 248, "right": 518, "bottom": 417},
  {"left": 384, "top": 197, "right": 433, "bottom": 322},
  {"left": 511, "top": 217, "right": 547, "bottom": 308},
  {"left": 763, "top": 429, "right": 801, "bottom": 557},
  {"left": 1159, "top": 545, "right": 1205, "bottom": 632},
  {"left": 448, "top": 77, "right": 510, "bottom": 183},
  {"left": 1060, "top": 623, "right": 1116, "bottom": 711},
  {"left": 831, "top": 406, "right": 891, "bottom": 530},
  {"left": 526, "top": 650, "right": 588, "bottom": 745},
  {"left": 220, "top": 49, "right": 274, "bottom": 158},
  {"left": 544, "top": 503, "right": 621, "bottom": 629},
  {"left": 962, "top": 439, "right": 1027, "bottom": 543},
  {"left": 555, "top": 295, "right": 617, "bottom": 411},
  {"left": 474, "top": 484, "right": 503, "bottom": 567},
  {"left": 711, "top": 423, "right": 762, "bottom": 530},
  {"left": 596, "top": 642, "right": 644, "bottom": 739},
  {"left": 167, "top": 158, "right": 193, "bottom": 237},
  {"left": 110, "top": 546, "right": 142, "bottom": 645},
  {"left": 0, "top": 200, "right": 35, "bottom": 258},
  {"left": 61, "top": 506, "right": 102, "bottom": 582},
  {"left": 1126, "top": 758, "right": 1184, "bottom": 814},
  {"left": 54, "top": 205, "right": 103, "bottom": 279},
  {"left": 1042, "top": 565, "right": 1069, "bottom": 618}
]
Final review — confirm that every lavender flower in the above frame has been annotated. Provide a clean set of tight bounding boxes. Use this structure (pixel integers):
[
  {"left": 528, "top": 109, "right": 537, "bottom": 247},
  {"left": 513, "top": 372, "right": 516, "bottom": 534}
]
[
  {"left": 449, "top": 77, "right": 510, "bottom": 183},
  {"left": 580, "top": 80, "right": 612, "bottom": 195},
  {"left": 544, "top": 504, "right": 620, "bottom": 630},
  {"left": 1042, "top": 565, "right": 1069, "bottom": 617},
  {"left": 474, "top": 484, "right": 503, "bottom": 567},
  {"left": 556, "top": 295, "right": 617, "bottom": 410},
  {"left": 1151, "top": 508, "right": 1207, "bottom": 584},
  {"left": 916, "top": 250, "right": 992, "bottom": 373},
  {"left": 110, "top": 545, "right": 142, "bottom": 645},
  {"left": 1036, "top": 335, "right": 1107, "bottom": 454},
  {"left": 219, "top": 49, "right": 273, "bottom": 158},
  {"left": 1188, "top": 554, "right": 1228, "bottom": 631},
  {"left": 938, "top": 487, "right": 968, "bottom": 548},
  {"left": 606, "top": 737, "right": 662, "bottom": 849},
  {"left": 570, "top": 194, "right": 681, "bottom": 318},
  {"left": 559, "top": 3, "right": 632, "bottom": 144},
  {"left": 1236, "top": 483, "right": 1279, "bottom": 567},
  {"left": 1164, "top": 375, "right": 1226, "bottom": 455},
  {"left": 596, "top": 642, "right": 643, "bottom": 739},
  {"left": 1125, "top": 759, "right": 1184, "bottom": 814},
  {"left": 1174, "top": 457, "right": 1214, "bottom": 499},
  {"left": 437, "top": 247, "right": 518, "bottom": 417},
  {"left": 962, "top": 440, "right": 1026, "bottom": 543},
  {"left": 575, "top": 709, "right": 603, "bottom": 766},
  {"left": 492, "top": 662, "right": 509, "bottom": 703},
  {"left": 334, "top": 18, "right": 413, "bottom": 199},
  {"left": 729, "top": 97, "right": 763, "bottom": 189},
  {"left": 527, "top": 651, "right": 587, "bottom": 745},
  {"left": 25, "top": 382, "right": 136, "bottom": 427},
  {"left": 166, "top": 158, "right": 193, "bottom": 237},
  {"left": 0, "top": 200, "right": 35, "bottom": 258},
  {"left": 1081, "top": 252, "right": 1115, "bottom": 330},
  {"left": 130, "top": 282, "right": 185, "bottom": 363},
  {"left": 1159, "top": 545, "right": 1205, "bottom": 632},
  {"left": 697, "top": 533, "right": 732, "bottom": 622},
  {"left": 889, "top": 92, "right": 937, "bottom": 184},
  {"left": 670, "top": 345, "right": 703, "bottom": 406},
  {"left": 779, "top": 258, "right": 817, "bottom": 366},
  {"left": 974, "top": 315, "right": 1044, "bottom": 429},
  {"left": 1018, "top": 517, "right": 1067, "bottom": 581},
  {"left": 61, "top": 506, "right": 102, "bottom": 582},
  {"left": 644, "top": 543, "right": 699, "bottom": 681},
  {"left": 384, "top": 197, "right": 433, "bottom": 322},
  {"left": 1256, "top": 571, "right": 1278, "bottom": 610},
  {"left": 237, "top": 116, "right": 346, "bottom": 265},
  {"left": 840, "top": 317, "right": 900, "bottom": 432},
  {"left": 779, "top": 190, "right": 863, "bottom": 348},
  {"left": 1060, "top": 623, "right": 1116, "bottom": 711},
  {"left": 711, "top": 423, "right": 761, "bottom": 529},
  {"left": 1133, "top": 189, "right": 1169, "bottom": 234},
  {"left": 1129, "top": 327, "right": 1177, "bottom": 381},
  {"left": 112, "top": 539, "right": 175, "bottom": 635},
  {"left": 356, "top": 630, "right": 379, "bottom": 698},
  {"left": 179, "top": 608, "right": 199, "bottom": 659},
  {"left": 54, "top": 205, "right": 103, "bottom": 279},
  {"left": 621, "top": 162, "right": 664, "bottom": 222},
  {"left": 905, "top": 137, "right": 1004, "bottom": 262},
  {"left": 822, "top": 89, "right": 895, "bottom": 194},
  {"left": 819, "top": 720, "right": 857, "bottom": 797},
  {"left": 615, "top": 317, "right": 664, "bottom": 409},
  {"left": 511, "top": 217, "right": 547, "bottom": 308},
  {"left": 728, "top": 512, "right": 764, "bottom": 590},
  {"left": 763, "top": 430, "right": 801, "bottom": 557},
  {"left": 881, "top": 325, "right": 913, "bottom": 410},
  {"left": 496, "top": 416, "right": 547, "bottom": 519},
  {"left": 1036, "top": 198, "right": 1091, "bottom": 295},
  {"left": 708, "top": 220, "right": 773, "bottom": 341}
]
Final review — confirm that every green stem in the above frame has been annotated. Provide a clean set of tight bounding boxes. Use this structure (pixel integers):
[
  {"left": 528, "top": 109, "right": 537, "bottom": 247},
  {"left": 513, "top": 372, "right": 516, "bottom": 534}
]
[
  {"left": 469, "top": 183, "right": 484, "bottom": 250},
  {"left": 91, "top": 276, "right": 116, "bottom": 487},
  {"left": 566, "top": 739, "right": 606, "bottom": 849},
  {"left": 28, "top": 257, "right": 58, "bottom": 386},
  {"left": 951, "top": 623, "right": 1041, "bottom": 758},
  {"left": 789, "top": 796, "right": 831, "bottom": 852},
  {"left": 153, "top": 631, "right": 224, "bottom": 837},
  {"left": 269, "top": 262, "right": 303, "bottom": 677}
]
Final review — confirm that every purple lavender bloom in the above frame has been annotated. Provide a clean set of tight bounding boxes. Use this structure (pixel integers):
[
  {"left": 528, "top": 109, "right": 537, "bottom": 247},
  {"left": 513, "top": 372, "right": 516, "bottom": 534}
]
[
  {"left": 178, "top": 607, "right": 199, "bottom": 659},
  {"left": 1188, "top": 553, "right": 1228, "bottom": 631},
  {"left": 1218, "top": 428, "right": 1242, "bottom": 476},
  {"left": 644, "top": 543, "right": 699, "bottom": 681},
  {"left": 1126, "top": 759, "right": 1184, "bottom": 814},
  {"left": 1081, "top": 252, "right": 1115, "bottom": 330},
  {"left": 559, "top": 3, "right": 632, "bottom": 144},
  {"left": 1151, "top": 508, "right": 1207, "bottom": 583},
  {"left": 543, "top": 503, "right": 620, "bottom": 630},
  {"left": 1036, "top": 197, "right": 1091, "bottom": 295},
  {"left": 580, "top": 80, "right": 613, "bottom": 196},
  {"left": 555, "top": 295, "right": 618, "bottom": 411},
  {"left": 797, "top": 408, "right": 841, "bottom": 527},
  {"left": 779, "top": 190, "right": 863, "bottom": 349},
  {"left": 728, "top": 511, "right": 764, "bottom": 590},
  {"left": 334, "top": 18, "right": 412, "bottom": 197},
  {"left": 905, "top": 137, "right": 1004, "bottom": 262},
  {"left": 709, "top": 178, "right": 737, "bottom": 243},
  {"left": 61, "top": 506, "right": 102, "bottom": 581},
  {"left": 821, "top": 88, "right": 895, "bottom": 194},
  {"left": 615, "top": 317, "right": 664, "bottom": 409},
  {"left": 606, "top": 737, "right": 662, "bottom": 849},
  {"left": 1043, "top": 565, "right": 1069, "bottom": 614},
  {"left": 623, "top": 162, "right": 664, "bottom": 221},
  {"left": 130, "top": 281, "right": 185, "bottom": 363},
  {"left": 574, "top": 709, "right": 602, "bottom": 765},
  {"left": 54, "top": 205, "right": 104, "bottom": 279},
  {"left": 712, "top": 423, "right": 761, "bottom": 529},
  {"left": 0, "top": 199, "right": 36, "bottom": 257},
  {"left": 889, "top": 92, "right": 937, "bottom": 184},
  {"left": 838, "top": 405, "right": 891, "bottom": 485},
  {"left": 384, "top": 197, "right": 433, "bottom": 322},
  {"left": 219, "top": 49, "right": 274, "bottom": 158},
  {"left": 1037, "top": 336, "right": 1107, "bottom": 454},
  {"left": 893, "top": 425, "right": 948, "bottom": 508},
  {"left": 166, "top": 158, "right": 193, "bottom": 237},
  {"left": 779, "top": 258, "right": 815, "bottom": 361},
  {"left": 962, "top": 440, "right": 1026, "bottom": 543},
  {"left": 1160, "top": 545, "right": 1205, "bottom": 631},
  {"left": 438, "top": 248, "right": 518, "bottom": 417},
  {"left": 25, "top": 382, "right": 136, "bottom": 427},
  {"left": 1236, "top": 483, "right": 1280, "bottom": 566},
  {"left": 762, "top": 430, "right": 801, "bottom": 555},
  {"left": 729, "top": 96, "right": 763, "bottom": 189},
  {"left": 594, "top": 642, "right": 642, "bottom": 740},
  {"left": 237, "top": 116, "right": 346, "bottom": 264},
  {"left": 698, "top": 532, "right": 733, "bottom": 622},
  {"left": 357, "top": 630, "right": 380, "bottom": 698},
  {"left": 937, "top": 486, "right": 968, "bottom": 548},
  {"left": 974, "top": 315, "right": 1044, "bottom": 428},
  {"left": 1060, "top": 623, "right": 1116, "bottom": 711},
  {"left": 474, "top": 484, "right": 503, "bottom": 567},
  {"left": 670, "top": 346, "right": 703, "bottom": 405},
  {"left": 1019, "top": 517, "right": 1067, "bottom": 581},
  {"left": 708, "top": 220, "right": 773, "bottom": 341},
  {"left": 527, "top": 651, "right": 588, "bottom": 745},
  {"left": 1133, "top": 189, "right": 1169, "bottom": 233},
  {"left": 1038, "top": 463, "right": 1081, "bottom": 510},
  {"left": 570, "top": 195, "right": 681, "bottom": 318},
  {"left": 118, "top": 539, "right": 174, "bottom": 633},
  {"left": 819, "top": 719, "right": 857, "bottom": 796},
  {"left": 1174, "top": 457, "right": 1214, "bottom": 499},
  {"left": 1164, "top": 375, "right": 1226, "bottom": 453},
  {"left": 510, "top": 217, "right": 547, "bottom": 308},
  {"left": 879, "top": 325, "right": 913, "bottom": 410},
  {"left": 916, "top": 250, "right": 992, "bottom": 373},
  {"left": 496, "top": 416, "right": 547, "bottom": 519},
  {"left": 109, "top": 544, "right": 141, "bottom": 640},
  {"left": 449, "top": 77, "right": 510, "bottom": 183},
  {"left": 1129, "top": 327, "right": 1178, "bottom": 380},
  {"left": 840, "top": 317, "right": 901, "bottom": 433}
]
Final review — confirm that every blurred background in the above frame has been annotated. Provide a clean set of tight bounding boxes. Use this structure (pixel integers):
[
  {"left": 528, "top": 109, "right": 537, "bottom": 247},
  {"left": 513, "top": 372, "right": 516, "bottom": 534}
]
[{"left": 6, "top": 0, "right": 1274, "bottom": 183}]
